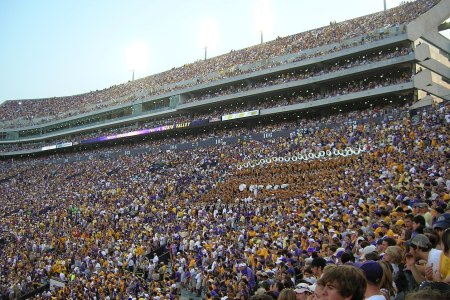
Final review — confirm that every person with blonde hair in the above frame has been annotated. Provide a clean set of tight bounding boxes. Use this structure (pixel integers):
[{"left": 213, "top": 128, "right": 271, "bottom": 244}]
[
  {"left": 278, "top": 288, "right": 297, "bottom": 300},
  {"left": 384, "top": 246, "right": 403, "bottom": 266},
  {"left": 383, "top": 245, "right": 410, "bottom": 297},
  {"left": 378, "top": 260, "right": 397, "bottom": 300},
  {"left": 322, "top": 264, "right": 337, "bottom": 274}
]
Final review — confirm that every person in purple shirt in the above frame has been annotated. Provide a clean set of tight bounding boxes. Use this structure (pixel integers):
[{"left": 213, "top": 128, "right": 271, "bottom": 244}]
[{"left": 239, "top": 263, "right": 256, "bottom": 291}]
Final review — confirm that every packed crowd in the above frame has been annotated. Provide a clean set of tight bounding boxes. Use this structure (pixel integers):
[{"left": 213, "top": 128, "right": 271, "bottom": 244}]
[
  {"left": 0, "top": 0, "right": 438, "bottom": 127},
  {"left": 1, "top": 99, "right": 411, "bottom": 171},
  {"left": 183, "top": 47, "right": 413, "bottom": 104},
  {"left": 0, "top": 62, "right": 413, "bottom": 154},
  {"left": 0, "top": 100, "right": 449, "bottom": 299}
]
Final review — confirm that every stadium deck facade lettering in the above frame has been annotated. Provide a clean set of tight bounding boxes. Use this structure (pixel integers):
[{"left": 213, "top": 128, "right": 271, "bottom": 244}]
[{"left": 54, "top": 115, "right": 385, "bottom": 164}]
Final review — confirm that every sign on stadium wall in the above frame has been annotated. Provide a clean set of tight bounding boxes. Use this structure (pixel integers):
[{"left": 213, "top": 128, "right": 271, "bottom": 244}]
[
  {"left": 80, "top": 119, "right": 209, "bottom": 144},
  {"left": 42, "top": 142, "right": 73, "bottom": 151},
  {"left": 209, "top": 116, "right": 221, "bottom": 123},
  {"left": 51, "top": 115, "right": 386, "bottom": 165},
  {"left": 221, "top": 110, "right": 259, "bottom": 121},
  {"left": 56, "top": 142, "right": 73, "bottom": 148},
  {"left": 41, "top": 145, "right": 57, "bottom": 151}
]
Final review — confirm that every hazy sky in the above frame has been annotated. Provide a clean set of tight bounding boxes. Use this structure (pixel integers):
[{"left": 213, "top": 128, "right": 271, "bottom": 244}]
[{"left": 0, "top": 0, "right": 448, "bottom": 103}]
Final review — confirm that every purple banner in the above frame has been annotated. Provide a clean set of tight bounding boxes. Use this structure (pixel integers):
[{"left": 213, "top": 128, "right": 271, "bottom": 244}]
[{"left": 81, "top": 119, "right": 209, "bottom": 144}]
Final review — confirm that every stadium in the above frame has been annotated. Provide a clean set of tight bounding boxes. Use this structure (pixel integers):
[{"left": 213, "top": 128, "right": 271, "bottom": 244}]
[{"left": 0, "top": 0, "right": 450, "bottom": 299}]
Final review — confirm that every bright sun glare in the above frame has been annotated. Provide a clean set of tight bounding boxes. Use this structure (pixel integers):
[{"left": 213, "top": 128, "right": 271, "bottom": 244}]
[
  {"left": 125, "top": 41, "right": 150, "bottom": 74},
  {"left": 198, "top": 17, "right": 219, "bottom": 49},
  {"left": 254, "top": 0, "right": 273, "bottom": 33}
]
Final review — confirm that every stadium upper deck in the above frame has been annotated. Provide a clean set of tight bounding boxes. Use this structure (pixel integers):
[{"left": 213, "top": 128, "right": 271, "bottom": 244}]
[{"left": 0, "top": 0, "right": 448, "bottom": 157}]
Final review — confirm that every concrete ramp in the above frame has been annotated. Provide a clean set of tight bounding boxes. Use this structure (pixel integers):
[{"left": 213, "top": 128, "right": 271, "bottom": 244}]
[{"left": 407, "top": 0, "right": 450, "bottom": 41}]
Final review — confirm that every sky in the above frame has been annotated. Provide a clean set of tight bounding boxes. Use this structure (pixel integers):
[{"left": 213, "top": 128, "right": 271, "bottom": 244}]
[{"left": 0, "top": 0, "right": 448, "bottom": 103}]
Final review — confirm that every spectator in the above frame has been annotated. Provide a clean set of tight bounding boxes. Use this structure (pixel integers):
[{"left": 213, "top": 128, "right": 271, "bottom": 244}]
[
  {"left": 433, "top": 213, "right": 450, "bottom": 250},
  {"left": 412, "top": 215, "right": 426, "bottom": 237},
  {"left": 310, "top": 257, "right": 327, "bottom": 280},
  {"left": 317, "top": 265, "right": 367, "bottom": 300},
  {"left": 278, "top": 288, "right": 296, "bottom": 300},
  {"left": 383, "top": 246, "right": 410, "bottom": 297},
  {"left": 293, "top": 283, "right": 314, "bottom": 300},
  {"left": 405, "top": 234, "right": 442, "bottom": 284}
]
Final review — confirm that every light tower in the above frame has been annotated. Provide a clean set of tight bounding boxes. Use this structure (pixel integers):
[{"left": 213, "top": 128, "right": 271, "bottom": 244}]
[{"left": 199, "top": 17, "right": 219, "bottom": 61}]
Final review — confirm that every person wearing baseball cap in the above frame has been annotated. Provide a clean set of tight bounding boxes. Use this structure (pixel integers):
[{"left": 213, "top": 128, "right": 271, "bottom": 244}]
[
  {"left": 405, "top": 234, "right": 443, "bottom": 284},
  {"left": 357, "top": 260, "right": 385, "bottom": 300},
  {"left": 433, "top": 213, "right": 450, "bottom": 250},
  {"left": 293, "top": 283, "right": 313, "bottom": 300},
  {"left": 415, "top": 202, "right": 432, "bottom": 227},
  {"left": 239, "top": 263, "right": 256, "bottom": 291}
]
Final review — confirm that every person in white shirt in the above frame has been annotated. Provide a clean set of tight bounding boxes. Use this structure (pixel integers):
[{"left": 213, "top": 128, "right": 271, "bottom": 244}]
[
  {"left": 405, "top": 234, "right": 443, "bottom": 283},
  {"left": 195, "top": 269, "right": 203, "bottom": 297},
  {"left": 152, "top": 254, "right": 159, "bottom": 264},
  {"left": 147, "top": 260, "right": 155, "bottom": 281}
]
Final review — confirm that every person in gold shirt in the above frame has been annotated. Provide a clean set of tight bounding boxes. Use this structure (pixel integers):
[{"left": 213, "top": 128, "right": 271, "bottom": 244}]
[
  {"left": 380, "top": 223, "right": 395, "bottom": 238},
  {"left": 256, "top": 244, "right": 269, "bottom": 260},
  {"left": 439, "top": 228, "right": 450, "bottom": 283}
]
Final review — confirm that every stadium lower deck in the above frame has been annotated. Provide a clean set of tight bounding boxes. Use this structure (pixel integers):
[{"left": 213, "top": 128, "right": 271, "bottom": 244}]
[{"left": 0, "top": 101, "right": 449, "bottom": 299}]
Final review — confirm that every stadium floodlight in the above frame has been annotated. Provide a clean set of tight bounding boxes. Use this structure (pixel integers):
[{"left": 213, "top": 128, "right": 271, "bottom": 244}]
[
  {"left": 198, "top": 17, "right": 219, "bottom": 61},
  {"left": 125, "top": 40, "right": 150, "bottom": 81},
  {"left": 254, "top": 0, "right": 272, "bottom": 44}
]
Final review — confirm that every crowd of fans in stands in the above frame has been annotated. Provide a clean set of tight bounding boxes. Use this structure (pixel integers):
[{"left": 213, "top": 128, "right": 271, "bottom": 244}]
[
  {"left": 1, "top": 1, "right": 448, "bottom": 299},
  {"left": 0, "top": 100, "right": 449, "bottom": 299},
  {"left": 0, "top": 62, "right": 413, "bottom": 154},
  {"left": 183, "top": 47, "right": 412, "bottom": 104},
  {"left": 0, "top": 0, "right": 438, "bottom": 128}
]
